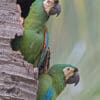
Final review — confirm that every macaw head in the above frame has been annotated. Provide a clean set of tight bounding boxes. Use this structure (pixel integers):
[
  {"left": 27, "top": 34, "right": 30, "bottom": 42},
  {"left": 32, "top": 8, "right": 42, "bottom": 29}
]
[
  {"left": 63, "top": 65, "right": 80, "bottom": 86},
  {"left": 43, "top": 0, "right": 61, "bottom": 16}
]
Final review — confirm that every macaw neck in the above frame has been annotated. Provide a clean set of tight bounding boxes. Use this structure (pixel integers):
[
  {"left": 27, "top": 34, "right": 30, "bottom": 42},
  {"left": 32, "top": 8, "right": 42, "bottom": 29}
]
[
  {"left": 24, "top": 0, "right": 49, "bottom": 30},
  {"left": 48, "top": 66, "right": 66, "bottom": 95}
]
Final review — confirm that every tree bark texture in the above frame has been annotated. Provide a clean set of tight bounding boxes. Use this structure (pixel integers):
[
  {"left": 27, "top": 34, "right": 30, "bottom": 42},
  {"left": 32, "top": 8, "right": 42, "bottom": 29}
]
[{"left": 0, "top": 0, "right": 38, "bottom": 100}]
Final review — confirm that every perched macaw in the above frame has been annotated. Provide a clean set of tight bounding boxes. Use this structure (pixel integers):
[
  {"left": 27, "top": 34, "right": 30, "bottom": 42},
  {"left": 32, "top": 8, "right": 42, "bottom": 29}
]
[
  {"left": 37, "top": 64, "right": 80, "bottom": 100},
  {"left": 12, "top": 0, "right": 61, "bottom": 67}
]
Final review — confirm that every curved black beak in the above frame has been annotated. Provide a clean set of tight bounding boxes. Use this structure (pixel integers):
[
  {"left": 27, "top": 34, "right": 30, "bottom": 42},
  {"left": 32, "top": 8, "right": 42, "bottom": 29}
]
[
  {"left": 49, "top": 4, "right": 61, "bottom": 16},
  {"left": 65, "top": 71, "right": 80, "bottom": 86}
]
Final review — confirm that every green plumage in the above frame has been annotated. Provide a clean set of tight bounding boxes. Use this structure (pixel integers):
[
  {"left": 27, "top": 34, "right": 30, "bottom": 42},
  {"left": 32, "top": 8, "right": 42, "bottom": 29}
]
[
  {"left": 37, "top": 64, "right": 72, "bottom": 100},
  {"left": 12, "top": 0, "right": 48, "bottom": 66},
  {"left": 37, "top": 74, "right": 57, "bottom": 100}
]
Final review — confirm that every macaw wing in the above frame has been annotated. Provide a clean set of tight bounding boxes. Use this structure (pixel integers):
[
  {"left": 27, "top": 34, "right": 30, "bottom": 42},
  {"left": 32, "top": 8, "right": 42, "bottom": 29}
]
[
  {"left": 38, "top": 28, "right": 49, "bottom": 67},
  {"left": 42, "top": 87, "right": 54, "bottom": 100}
]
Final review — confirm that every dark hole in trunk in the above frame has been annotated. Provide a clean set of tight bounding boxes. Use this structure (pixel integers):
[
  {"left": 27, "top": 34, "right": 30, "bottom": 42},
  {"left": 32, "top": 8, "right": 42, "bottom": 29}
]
[{"left": 16, "top": 0, "right": 36, "bottom": 18}]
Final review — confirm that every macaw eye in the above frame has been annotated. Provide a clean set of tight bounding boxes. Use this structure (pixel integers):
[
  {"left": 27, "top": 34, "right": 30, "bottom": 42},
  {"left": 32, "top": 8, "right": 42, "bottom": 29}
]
[
  {"left": 47, "top": 0, "right": 54, "bottom": 4},
  {"left": 54, "top": 0, "right": 59, "bottom": 4},
  {"left": 67, "top": 68, "right": 70, "bottom": 71}
]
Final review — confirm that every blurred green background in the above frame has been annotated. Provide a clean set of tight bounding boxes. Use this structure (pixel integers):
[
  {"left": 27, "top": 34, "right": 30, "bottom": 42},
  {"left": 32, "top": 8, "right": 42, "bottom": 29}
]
[{"left": 48, "top": 0, "right": 100, "bottom": 100}]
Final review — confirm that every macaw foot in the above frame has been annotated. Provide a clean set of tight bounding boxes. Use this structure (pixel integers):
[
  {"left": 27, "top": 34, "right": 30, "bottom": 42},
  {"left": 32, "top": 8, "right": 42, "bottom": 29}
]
[{"left": 39, "top": 48, "right": 50, "bottom": 74}]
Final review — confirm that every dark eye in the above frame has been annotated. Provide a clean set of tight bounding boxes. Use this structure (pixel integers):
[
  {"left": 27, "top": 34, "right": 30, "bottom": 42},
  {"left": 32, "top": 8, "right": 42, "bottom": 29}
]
[
  {"left": 55, "top": 0, "right": 59, "bottom": 4},
  {"left": 67, "top": 68, "right": 70, "bottom": 71}
]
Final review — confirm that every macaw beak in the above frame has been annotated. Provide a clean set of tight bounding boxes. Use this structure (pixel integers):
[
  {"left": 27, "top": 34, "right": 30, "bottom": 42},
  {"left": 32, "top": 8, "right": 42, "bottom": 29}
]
[
  {"left": 65, "top": 68, "right": 80, "bottom": 86},
  {"left": 49, "top": 3, "right": 61, "bottom": 16}
]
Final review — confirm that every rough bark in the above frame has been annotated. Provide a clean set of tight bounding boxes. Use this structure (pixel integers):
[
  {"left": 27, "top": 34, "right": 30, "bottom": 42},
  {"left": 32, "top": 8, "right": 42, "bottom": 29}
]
[{"left": 0, "top": 0, "right": 38, "bottom": 100}]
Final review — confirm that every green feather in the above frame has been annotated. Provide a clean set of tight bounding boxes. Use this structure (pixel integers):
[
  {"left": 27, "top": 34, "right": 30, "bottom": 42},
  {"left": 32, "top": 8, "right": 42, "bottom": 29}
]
[
  {"left": 48, "top": 64, "right": 67, "bottom": 95},
  {"left": 12, "top": 0, "right": 49, "bottom": 66},
  {"left": 37, "top": 64, "right": 74, "bottom": 100},
  {"left": 37, "top": 74, "right": 56, "bottom": 100}
]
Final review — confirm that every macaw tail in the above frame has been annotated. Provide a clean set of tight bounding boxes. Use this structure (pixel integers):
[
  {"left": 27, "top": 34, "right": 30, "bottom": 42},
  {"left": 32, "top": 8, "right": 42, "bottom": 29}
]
[{"left": 38, "top": 27, "right": 49, "bottom": 68}]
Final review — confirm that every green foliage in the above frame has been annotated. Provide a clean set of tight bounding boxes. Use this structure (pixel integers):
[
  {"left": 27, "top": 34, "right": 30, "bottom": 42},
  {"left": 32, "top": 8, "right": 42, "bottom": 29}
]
[{"left": 49, "top": 0, "right": 100, "bottom": 100}]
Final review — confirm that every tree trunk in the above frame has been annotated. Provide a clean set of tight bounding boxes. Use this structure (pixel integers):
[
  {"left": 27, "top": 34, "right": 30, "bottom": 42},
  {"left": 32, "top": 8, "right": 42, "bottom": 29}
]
[{"left": 0, "top": 0, "right": 38, "bottom": 100}]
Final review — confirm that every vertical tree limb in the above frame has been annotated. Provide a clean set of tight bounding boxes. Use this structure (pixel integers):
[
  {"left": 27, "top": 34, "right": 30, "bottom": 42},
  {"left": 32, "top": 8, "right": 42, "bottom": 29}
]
[{"left": 0, "top": 0, "right": 38, "bottom": 100}]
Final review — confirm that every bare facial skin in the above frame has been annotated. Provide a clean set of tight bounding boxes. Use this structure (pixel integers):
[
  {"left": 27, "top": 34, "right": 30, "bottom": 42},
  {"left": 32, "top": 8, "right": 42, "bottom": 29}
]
[
  {"left": 63, "top": 67, "right": 75, "bottom": 80},
  {"left": 63, "top": 67, "right": 80, "bottom": 86},
  {"left": 43, "top": 0, "right": 55, "bottom": 14}
]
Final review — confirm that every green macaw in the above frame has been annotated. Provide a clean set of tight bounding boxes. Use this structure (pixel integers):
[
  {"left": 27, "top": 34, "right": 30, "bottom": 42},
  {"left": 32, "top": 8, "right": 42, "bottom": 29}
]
[
  {"left": 37, "top": 64, "right": 80, "bottom": 100},
  {"left": 12, "top": 0, "right": 61, "bottom": 67}
]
